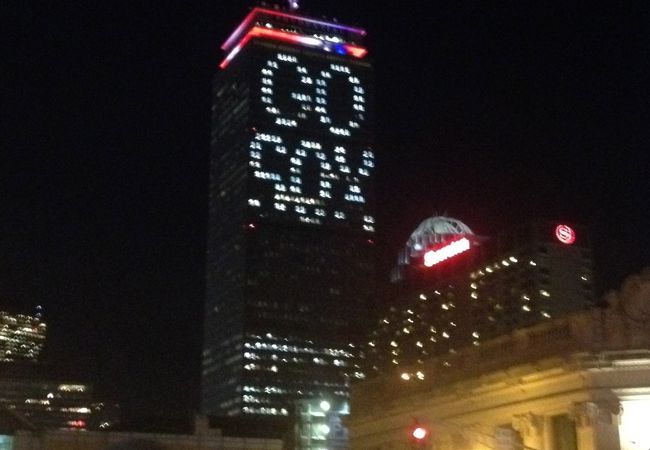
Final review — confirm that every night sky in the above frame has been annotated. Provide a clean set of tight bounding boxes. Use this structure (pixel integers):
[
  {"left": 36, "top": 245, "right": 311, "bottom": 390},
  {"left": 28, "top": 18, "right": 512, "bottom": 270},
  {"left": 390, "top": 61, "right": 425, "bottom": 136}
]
[{"left": 2, "top": 2, "right": 648, "bottom": 420}]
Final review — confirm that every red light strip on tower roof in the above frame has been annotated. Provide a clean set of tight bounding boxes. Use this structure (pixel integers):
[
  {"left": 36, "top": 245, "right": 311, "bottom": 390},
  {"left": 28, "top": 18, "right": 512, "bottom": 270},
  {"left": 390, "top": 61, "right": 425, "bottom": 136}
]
[
  {"left": 221, "top": 7, "right": 366, "bottom": 52},
  {"left": 219, "top": 26, "right": 368, "bottom": 69},
  {"left": 423, "top": 238, "right": 471, "bottom": 267}
]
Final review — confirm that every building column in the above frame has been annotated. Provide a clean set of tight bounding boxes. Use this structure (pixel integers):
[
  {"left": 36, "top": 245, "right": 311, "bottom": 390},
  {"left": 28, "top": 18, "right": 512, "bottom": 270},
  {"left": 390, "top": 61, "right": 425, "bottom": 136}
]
[
  {"left": 512, "top": 413, "right": 544, "bottom": 450},
  {"left": 572, "top": 401, "right": 622, "bottom": 450}
]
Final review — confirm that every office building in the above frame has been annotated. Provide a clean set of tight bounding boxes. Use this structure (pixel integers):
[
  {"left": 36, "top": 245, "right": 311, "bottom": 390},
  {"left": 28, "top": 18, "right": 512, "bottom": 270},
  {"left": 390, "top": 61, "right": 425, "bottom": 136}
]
[
  {"left": 203, "top": 5, "right": 375, "bottom": 416},
  {"left": 363, "top": 217, "right": 594, "bottom": 375},
  {"left": 0, "top": 308, "right": 46, "bottom": 363}
]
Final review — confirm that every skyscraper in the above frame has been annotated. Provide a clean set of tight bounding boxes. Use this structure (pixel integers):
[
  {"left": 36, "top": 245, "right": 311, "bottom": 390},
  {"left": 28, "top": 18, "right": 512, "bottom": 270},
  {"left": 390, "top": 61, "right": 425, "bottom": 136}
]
[{"left": 203, "top": 6, "right": 375, "bottom": 417}]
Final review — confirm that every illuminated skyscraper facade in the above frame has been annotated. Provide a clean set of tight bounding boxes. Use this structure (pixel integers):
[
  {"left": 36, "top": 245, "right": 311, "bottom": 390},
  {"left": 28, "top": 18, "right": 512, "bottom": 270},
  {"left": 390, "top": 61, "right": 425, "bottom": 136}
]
[
  {"left": 0, "top": 309, "right": 46, "bottom": 363},
  {"left": 203, "top": 7, "right": 375, "bottom": 417}
]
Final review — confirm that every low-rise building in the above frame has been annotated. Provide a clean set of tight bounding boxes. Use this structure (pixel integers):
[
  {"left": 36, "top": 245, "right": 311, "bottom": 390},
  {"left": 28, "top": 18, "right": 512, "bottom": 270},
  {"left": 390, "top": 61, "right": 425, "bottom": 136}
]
[{"left": 2, "top": 415, "right": 283, "bottom": 450}]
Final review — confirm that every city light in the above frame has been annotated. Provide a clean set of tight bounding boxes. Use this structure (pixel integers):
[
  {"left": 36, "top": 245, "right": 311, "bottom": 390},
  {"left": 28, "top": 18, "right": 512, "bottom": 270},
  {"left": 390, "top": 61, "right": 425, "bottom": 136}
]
[{"left": 423, "top": 238, "right": 471, "bottom": 267}]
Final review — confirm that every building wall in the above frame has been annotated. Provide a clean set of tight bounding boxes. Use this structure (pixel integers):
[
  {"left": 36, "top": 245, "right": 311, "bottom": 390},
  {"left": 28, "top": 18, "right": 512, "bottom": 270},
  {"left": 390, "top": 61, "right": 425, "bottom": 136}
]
[
  {"left": 11, "top": 430, "right": 283, "bottom": 450},
  {"left": 349, "top": 269, "right": 650, "bottom": 450}
]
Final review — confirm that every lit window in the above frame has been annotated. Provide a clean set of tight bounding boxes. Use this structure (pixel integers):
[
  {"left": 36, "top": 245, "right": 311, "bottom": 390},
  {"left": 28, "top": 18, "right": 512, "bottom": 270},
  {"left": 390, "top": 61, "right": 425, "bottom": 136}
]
[
  {"left": 330, "top": 64, "right": 350, "bottom": 73},
  {"left": 276, "top": 118, "right": 297, "bottom": 127},
  {"left": 329, "top": 127, "right": 351, "bottom": 136},
  {"left": 277, "top": 53, "right": 297, "bottom": 63}
]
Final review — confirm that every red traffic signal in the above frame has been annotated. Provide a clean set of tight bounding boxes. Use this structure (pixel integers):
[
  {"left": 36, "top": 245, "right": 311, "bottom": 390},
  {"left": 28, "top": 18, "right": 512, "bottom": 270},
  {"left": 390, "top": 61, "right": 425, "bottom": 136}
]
[{"left": 412, "top": 426, "right": 428, "bottom": 440}]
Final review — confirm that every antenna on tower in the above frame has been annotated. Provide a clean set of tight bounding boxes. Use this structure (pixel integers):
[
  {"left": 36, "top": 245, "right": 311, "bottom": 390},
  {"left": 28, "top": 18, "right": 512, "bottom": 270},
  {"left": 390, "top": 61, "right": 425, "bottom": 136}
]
[{"left": 287, "top": 0, "right": 299, "bottom": 10}]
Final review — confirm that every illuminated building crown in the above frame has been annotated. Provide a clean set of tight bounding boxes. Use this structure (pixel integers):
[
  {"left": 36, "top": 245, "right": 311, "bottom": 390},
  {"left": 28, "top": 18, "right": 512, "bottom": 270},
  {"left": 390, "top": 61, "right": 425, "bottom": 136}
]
[{"left": 407, "top": 216, "right": 474, "bottom": 252}]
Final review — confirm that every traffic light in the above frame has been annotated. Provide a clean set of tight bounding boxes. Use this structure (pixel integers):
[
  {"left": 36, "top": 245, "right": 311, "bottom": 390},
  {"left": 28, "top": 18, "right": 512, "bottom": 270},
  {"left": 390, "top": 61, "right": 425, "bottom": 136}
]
[
  {"left": 409, "top": 422, "right": 431, "bottom": 447},
  {"left": 412, "top": 426, "right": 428, "bottom": 440}
]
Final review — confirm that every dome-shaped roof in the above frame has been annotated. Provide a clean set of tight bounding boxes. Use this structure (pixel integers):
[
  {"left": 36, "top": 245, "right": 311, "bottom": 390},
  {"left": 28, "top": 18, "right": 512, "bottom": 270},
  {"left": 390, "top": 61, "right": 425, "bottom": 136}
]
[{"left": 407, "top": 216, "right": 474, "bottom": 251}]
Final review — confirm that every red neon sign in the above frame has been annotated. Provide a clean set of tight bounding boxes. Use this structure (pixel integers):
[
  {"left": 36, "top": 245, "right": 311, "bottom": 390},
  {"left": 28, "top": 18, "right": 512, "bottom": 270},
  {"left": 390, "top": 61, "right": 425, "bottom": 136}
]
[
  {"left": 219, "top": 26, "right": 368, "bottom": 69},
  {"left": 221, "top": 7, "right": 367, "bottom": 52},
  {"left": 555, "top": 224, "right": 575, "bottom": 245},
  {"left": 423, "top": 237, "right": 471, "bottom": 267}
]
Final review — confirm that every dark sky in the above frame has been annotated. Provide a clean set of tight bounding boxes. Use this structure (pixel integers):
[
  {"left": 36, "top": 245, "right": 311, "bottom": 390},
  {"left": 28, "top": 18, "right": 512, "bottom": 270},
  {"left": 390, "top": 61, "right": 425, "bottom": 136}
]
[{"left": 2, "top": 2, "right": 648, "bottom": 419}]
